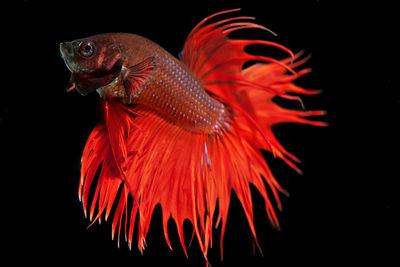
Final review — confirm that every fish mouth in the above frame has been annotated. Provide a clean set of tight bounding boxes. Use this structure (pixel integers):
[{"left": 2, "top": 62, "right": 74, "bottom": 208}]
[
  {"left": 66, "top": 73, "right": 93, "bottom": 95},
  {"left": 68, "top": 61, "right": 123, "bottom": 96}
]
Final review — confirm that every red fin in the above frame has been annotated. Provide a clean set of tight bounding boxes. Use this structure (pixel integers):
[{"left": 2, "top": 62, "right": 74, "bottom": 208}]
[
  {"left": 79, "top": 99, "right": 290, "bottom": 262},
  {"left": 122, "top": 56, "right": 156, "bottom": 104},
  {"left": 179, "top": 9, "right": 326, "bottom": 258},
  {"left": 181, "top": 9, "right": 326, "bottom": 169}
]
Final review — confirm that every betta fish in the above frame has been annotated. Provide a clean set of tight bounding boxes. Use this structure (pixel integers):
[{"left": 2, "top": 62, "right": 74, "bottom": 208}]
[{"left": 60, "top": 9, "right": 325, "bottom": 264}]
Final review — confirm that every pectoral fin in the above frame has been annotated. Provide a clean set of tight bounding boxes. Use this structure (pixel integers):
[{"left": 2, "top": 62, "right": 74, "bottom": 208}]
[{"left": 122, "top": 56, "right": 156, "bottom": 104}]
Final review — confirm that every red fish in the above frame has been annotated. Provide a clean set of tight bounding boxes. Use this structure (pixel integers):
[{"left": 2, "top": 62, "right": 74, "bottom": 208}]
[{"left": 60, "top": 9, "right": 325, "bottom": 264}]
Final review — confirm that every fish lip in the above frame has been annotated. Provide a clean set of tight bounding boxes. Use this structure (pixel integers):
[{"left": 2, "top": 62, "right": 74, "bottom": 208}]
[{"left": 59, "top": 42, "right": 68, "bottom": 61}]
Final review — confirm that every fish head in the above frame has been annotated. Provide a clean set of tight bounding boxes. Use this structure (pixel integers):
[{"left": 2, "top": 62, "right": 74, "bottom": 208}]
[{"left": 60, "top": 34, "right": 123, "bottom": 96}]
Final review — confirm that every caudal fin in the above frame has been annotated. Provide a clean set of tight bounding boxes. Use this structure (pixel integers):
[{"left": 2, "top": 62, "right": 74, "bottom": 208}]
[{"left": 181, "top": 9, "right": 326, "bottom": 173}]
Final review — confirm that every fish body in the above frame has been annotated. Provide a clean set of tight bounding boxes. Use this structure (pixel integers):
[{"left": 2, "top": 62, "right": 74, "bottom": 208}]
[
  {"left": 60, "top": 9, "right": 325, "bottom": 264},
  {"left": 60, "top": 33, "right": 227, "bottom": 134}
]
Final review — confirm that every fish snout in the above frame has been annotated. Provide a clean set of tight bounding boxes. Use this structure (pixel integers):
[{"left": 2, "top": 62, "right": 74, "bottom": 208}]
[
  {"left": 60, "top": 42, "right": 78, "bottom": 73},
  {"left": 59, "top": 42, "right": 73, "bottom": 59}
]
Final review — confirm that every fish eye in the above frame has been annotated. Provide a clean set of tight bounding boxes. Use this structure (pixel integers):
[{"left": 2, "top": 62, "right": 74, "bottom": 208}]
[{"left": 79, "top": 41, "right": 95, "bottom": 57}]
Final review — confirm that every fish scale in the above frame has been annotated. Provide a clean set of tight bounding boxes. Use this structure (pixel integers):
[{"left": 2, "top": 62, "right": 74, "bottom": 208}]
[{"left": 136, "top": 51, "right": 227, "bottom": 134}]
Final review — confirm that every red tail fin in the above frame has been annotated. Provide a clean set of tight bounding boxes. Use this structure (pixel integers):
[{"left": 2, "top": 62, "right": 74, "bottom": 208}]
[{"left": 78, "top": 9, "right": 326, "bottom": 265}]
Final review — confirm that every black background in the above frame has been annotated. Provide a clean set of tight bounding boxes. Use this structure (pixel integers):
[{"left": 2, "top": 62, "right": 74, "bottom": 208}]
[{"left": 3, "top": 2, "right": 397, "bottom": 266}]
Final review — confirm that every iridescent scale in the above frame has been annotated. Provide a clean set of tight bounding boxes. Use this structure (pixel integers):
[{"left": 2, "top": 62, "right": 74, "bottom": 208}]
[{"left": 136, "top": 52, "right": 227, "bottom": 134}]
